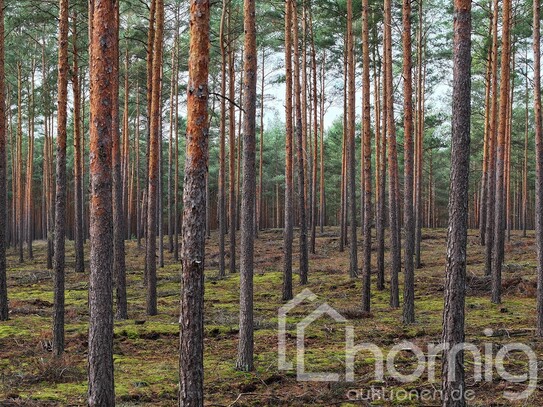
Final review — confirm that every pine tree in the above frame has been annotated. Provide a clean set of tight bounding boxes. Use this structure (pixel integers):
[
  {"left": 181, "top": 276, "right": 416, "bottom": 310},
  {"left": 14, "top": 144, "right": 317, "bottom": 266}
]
[
  {"left": 52, "top": 0, "right": 70, "bottom": 356},
  {"left": 0, "top": 0, "right": 7, "bottom": 322},
  {"left": 88, "top": 0, "right": 115, "bottom": 403},
  {"left": 236, "top": 0, "right": 257, "bottom": 372},
  {"left": 442, "top": 2, "right": 471, "bottom": 404}
]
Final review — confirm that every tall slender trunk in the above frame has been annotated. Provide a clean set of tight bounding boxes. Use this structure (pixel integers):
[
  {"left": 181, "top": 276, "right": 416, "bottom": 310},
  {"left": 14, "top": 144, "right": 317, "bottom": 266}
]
[
  {"left": 283, "top": 0, "right": 294, "bottom": 301},
  {"left": 88, "top": 0, "right": 115, "bottom": 403},
  {"left": 385, "top": 0, "right": 400, "bottom": 308},
  {"left": 52, "top": 0, "right": 70, "bottom": 356},
  {"left": 402, "top": 0, "right": 415, "bottom": 324},
  {"left": 257, "top": 49, "right": 265, "bottom": 237},
  {"left": 346, "top": 0, "right": 357, "bottom": 280},
  {"left": 293, "top": 0, "right": 309, "bottom": 285},
  {"left": 484, "top": 0, "right": 499, "bottom": 277},
  {"left": 340, "top": 42, "right": 347, "bottom": 253},
  {"left": 361, "top": 0, "right": 372, "bottom": 311},
  {"left": 479, "top": 16, "right": 492, "bottom": 245},
  {"left": 535, "top": 0, "right": 543, "bottom": 336},
  {"left": 441, "top": 2, "right": 471, "bottom": 404},
  {"left": 122, "top": 49, "right": 130, "bottom": 239},
  {"left": 0, "top": 0, "right": 8, "bottom": 321},
  {"left": 319, "top": 52, "right": 326, "bottom": 233},
  {"left": 72, "top": 13, "right": 84, "bottom": 273},
  {"left": 414, "top": 2, "right": 425, "bottom": 268},
  {"left": 16, "top": 63, "right": 23, "bottom": 264},
  {"left": 144, "top": 0, "right": 157, "bottom": 282},
  {"left": 136, "top": 83, "right": 142, "bottom": 249},
  {"left": 218, "top": 0, "right": 227, "bottom": 277},
  {"left": 228, "top": 17, "right": 237, "bottom": 273},
  {"left": 146, "top": 0, "right": 164, "bottom": 316},
  {"left": 112, "top": 2, "right": 127, "bottom": 320},
  {"left": 491, "top": 0, "right": 511, "bottom": 305},
  {"left": 174, "top": 20, "right": 180, "bottom": 262},
  {"left": 375, "top": 33, "right": 387, "bottom": 291},
  {"left": 237, "top": 0, "right": 257, "bottom": 372},
  {"left": 373, "top": 35, "right": 386, "bottom": 291},
  {"left": 168, "top": 42, "right": 176, "bottom": 253},
  {"left": 309, "top": 11, "right": 318, "bottom": 254},
  {"left": 26, "top": 60, "right": 35, "bottom": 260},
  {"left": 523, "top": 55, "right": 529, "bottom": 237},
  {"left": 179, "top": 1, "right": 210, "bottom": 403}
]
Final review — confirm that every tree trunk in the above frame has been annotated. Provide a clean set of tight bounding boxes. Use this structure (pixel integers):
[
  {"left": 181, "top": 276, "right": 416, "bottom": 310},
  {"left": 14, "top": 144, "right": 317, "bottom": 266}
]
[
  {"left": 441, "top": 2, "right": 471, "bottom": 404},
  {"left": 319, "top": 52, "right": 326, "bottom": 233},
  {"left": 479, "top": 17, "right": 492, "bottom": 246},
  {"left": 310, "top": 11, "right": 318, "bottom": 254},
  {"left": 112, "top": 2, "right": 127, "bottom": 320},
  {"left": 16, "top": 62, "right": 23, "bottom": 264},
  {"left": 491, "top": 0, "right": 511, "bottom": 305},
  {"left": 292, "top": 0, "right": 309, "bottom": 285},
  {"left": 25, "top": 60, "right": 35, "bottom": 260},
  {"left": 402, "top": 0, "right": 415, "bottom": 324},
  {"left": 174, "top": 21, "right": 180, "bottom": 262},
  {"left": 72, "top": 12, "right": 84, "bottom": 274},
  {"left": 484, "top": 0, "right": 499, "bottom": 277},
  {"left": 361, "top": 0, "right": 371, "bottom": 311},
  {"left": 88, "top": 0, "right": 115, "bottom": 403},
  {"left": 257, "top": 50, "right": 265, "bottom": 237},
  {"left": 283, "top": 0, "right": 294, "bottom": 301},
  {"left": 375, "top": 36, "right": 387, "bottom": 291},
  {"left": 414, "top": 2, "right": 425, "bottom": 268},
  {"left": 179, "top": 1, "right": 210, "bottom": 404},
  {"left": 135, "top": 82, "right": 142, "bottom": 249},
  {"left": 218, "top": 0, "right": 227, "bottom": 277},
  {"left": 228, "top": 16, "right": 237, "bottom": 273},
  {"left": 146, "top": 0, "right": 164, "bottom": 316},
  {"left": 346, "top": 0, "right": 357, "bottom": 280},
  {"left": 0, "top": 0, "right": 8, "bottom": 321},
  {"left": 523, "top": 56, "right": 529, "bottom": 237},
  {"left": 385, "top": 0, "right": 401, "bottom": 308},
  {"left": 237, "top": 0, "right": 257, "bottom": 372},
  {"left": 52, "top": 0, "right": 69, "bottom": 356},
  {"left": 534, "top": 0, "right": 543, "bottom": 337}
]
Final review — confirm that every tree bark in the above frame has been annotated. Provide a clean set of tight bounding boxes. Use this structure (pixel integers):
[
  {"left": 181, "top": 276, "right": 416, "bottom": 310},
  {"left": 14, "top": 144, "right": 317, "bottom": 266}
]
[
  {"left": 0, "top": 0, "right": 7, "bottom": 321},
  {"left": 361, "top": 0, "right": 372, "bottom": 311},
  {"left": 384, "top": 0, "right": 401, "bottom": 308},
  {"left": 16, "top": 63, "right": 23, "bottom": 264},
  {"left": 442, "top": 2, "right": 471, "bottom": 404},
  {"left": 112, "top": 1, "right": 127, "bottom": 320},
  {"left": 402, "top": 0, "right": 415, "bottom": 324},
  {"left": 484, "top": 0, "right": 499, "bottom": 277},
  {"left": 346, "top": 0, "right": 358, "bottom": 280},
  {"left": 228, "top": 15, "right": 237, "bottom": 273},
  {"left": 534, "top": 0, "right": 543, "bottom": 337},
  {"left": 179, "top": 1, "right": 210, "bottom": 404},
  {"left": 309, "top": 11, "right": 318, "bottom": 254},
  {"left": 479, "top": 17, "right": 492, "bottom": 246},
  {"left": 491, "top": 0, "right": 511, "bottom": 305},
  {"left": 293, "top": 0, "right": 309, "bottom": 285},
  {"left": 146, "top": 0, "right": 164, "bottom": 316},
  {"left": 72, "top": 13, "right": 84, "bottom": 273},
  {"left": 237, "top": 0, "right": 257, "bottom": 372},
  {"left": 283, "top": 0, "right": 294, "bottom": 301},
  {"left": 88, "top": 0, "right": 115, "bottom": 403},
  {"left": 218, "top": 0, "right": 227, "bottom": 277},
  {"left": 375, "top": 37, "right": 387, "bottom": 291},
  {"left": 25, "top": 60, "right": 35, "bottom": 260},
  {"left": 52, "top": 0, "right": 69, "bottom": 356}
]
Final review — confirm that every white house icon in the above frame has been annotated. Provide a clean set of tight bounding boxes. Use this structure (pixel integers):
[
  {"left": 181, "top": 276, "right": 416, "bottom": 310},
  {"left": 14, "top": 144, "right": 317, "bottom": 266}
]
[{"left": 278, "top": 289, "right": 348, "bottom": 381}]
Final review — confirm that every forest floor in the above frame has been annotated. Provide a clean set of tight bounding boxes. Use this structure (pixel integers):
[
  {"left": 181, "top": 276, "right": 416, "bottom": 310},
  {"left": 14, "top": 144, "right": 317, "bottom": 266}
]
[{"left": 0, "top": 227, "right": 541, "bottom": 406}]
